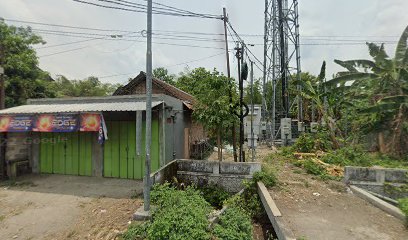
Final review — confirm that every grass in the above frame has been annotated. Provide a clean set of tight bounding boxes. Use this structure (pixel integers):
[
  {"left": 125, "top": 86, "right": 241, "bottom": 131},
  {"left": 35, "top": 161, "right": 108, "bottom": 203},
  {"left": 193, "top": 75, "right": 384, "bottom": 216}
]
[
  {"left": 0, "top": 215, "right": 5, "bottom": 222},
  {"left": 398, "top": 198, "right": 408, "bottom": 226}
]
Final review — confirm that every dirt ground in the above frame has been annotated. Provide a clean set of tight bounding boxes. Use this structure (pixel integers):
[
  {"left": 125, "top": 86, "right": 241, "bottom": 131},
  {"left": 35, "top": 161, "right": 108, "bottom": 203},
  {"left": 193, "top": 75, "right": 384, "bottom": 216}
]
[
  {"left": 0, "top": 174, "right": 143, "bottom": 240},
  {"left": 269, "top": 160, "right": 408, "bottom": 240}
]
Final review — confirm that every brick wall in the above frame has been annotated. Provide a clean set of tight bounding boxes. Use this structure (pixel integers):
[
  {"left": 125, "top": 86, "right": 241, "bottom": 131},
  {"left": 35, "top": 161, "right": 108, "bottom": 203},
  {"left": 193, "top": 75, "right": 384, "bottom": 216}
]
[{"left": 6, "top": 133, "right": 29, "bottom": 163}]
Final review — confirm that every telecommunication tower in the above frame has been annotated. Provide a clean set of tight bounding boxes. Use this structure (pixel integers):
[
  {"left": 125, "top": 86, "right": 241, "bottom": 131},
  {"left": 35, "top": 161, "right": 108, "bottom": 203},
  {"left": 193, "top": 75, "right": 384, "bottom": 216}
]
[{"left": 263, "top": 0, "right": 303, "bottom": 144}]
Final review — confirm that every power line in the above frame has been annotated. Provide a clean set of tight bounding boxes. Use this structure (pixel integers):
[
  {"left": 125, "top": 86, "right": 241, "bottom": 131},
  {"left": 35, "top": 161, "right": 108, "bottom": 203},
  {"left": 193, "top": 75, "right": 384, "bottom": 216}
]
[
  {"left": 164, "top": 52, "right": 225, "bottom": 68},
  {"left": 98, "top": 52, "right": 226, "bottom": 79},
  {"left": 3, "top": 18, "right": 136, "bottom": 33},
  {"left": 72, "top": 0, "right": 222, "bottom": 19},
  {"left": 4, "top": 18, "right": 401, "bottom": 40}
]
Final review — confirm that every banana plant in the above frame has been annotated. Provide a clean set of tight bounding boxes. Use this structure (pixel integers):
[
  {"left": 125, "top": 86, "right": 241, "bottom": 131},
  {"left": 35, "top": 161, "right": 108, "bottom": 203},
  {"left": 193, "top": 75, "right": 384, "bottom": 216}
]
[{"left": 325, "top": 25, "right": 408, "bottom": 157}]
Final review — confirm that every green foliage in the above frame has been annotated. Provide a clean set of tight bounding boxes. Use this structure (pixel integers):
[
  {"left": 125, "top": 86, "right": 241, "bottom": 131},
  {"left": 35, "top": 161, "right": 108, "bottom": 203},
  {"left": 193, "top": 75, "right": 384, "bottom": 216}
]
[
  {"left": 292, "top": 130, "right": 334, "bottom": 153},
  {"left": 121, "top": 222, "right": 149, "bottom": 240},
  {"left": 0, "top": 21, "right": 56, "bottom": 107},
  {"left": 200, "top": 184, "right": 231, "bottom": 209},
  {"left": 213, "top": 207, "right": 253, "bottom": 240},
  {"left": 398, "top": 198, "right": 408, "bottom": 225},
  {"left": 252, "top": 166, "right": 277, "bottom": 188},
  {"left": 51, "top": 75, "right": 120, "bottom": 97},
  {"left": 153, "top": 67, "right": 176, "bottom": 85},
  {"left": 148, "top": 183, "right": 211, "bottom": 240},
  {"left": 322, "top": 146, "right": 372, "bottom": 167},
  {"left": 244, "top": 78, "right": 262, "bottom": 104},
  {"left": 302, "top": 160, "right": 327, "bottom": 176},
  {"left": 225, "top": 168, "right": 277, "bottom": 219},
  {"left": 224, "top": 192, "right": 263, "bottom": 220},
  {"left": 326, "top": 25, "right": 408, "bottom": 158}
]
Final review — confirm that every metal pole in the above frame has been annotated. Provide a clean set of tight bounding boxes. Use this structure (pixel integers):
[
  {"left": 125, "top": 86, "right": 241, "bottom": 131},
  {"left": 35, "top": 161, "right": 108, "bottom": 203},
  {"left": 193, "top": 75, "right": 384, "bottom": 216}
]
[
  {"left": 223, "top": 8, "right": 238, "bottom": 162},
  {"left": 0, "top": 36, "right": 5, "bottom": 179},
  {"left": 278, "top": 0, "right": 289, "bottom": 118},
  {"left": 271, "top": 0, "right": 277, "bottom": 144},
  {"left": 250, "top": 61, "right": 255, "bottom": 162},
  {"left": 240, "top": 43, "right": 245, "bottom": 162},
  {"left": 262, "top": 0, "right": 268, "bottom": 126},
  {"left": 235, "top": 43, "right": 243, "bottom": 162},
  {"left": 144, "top": 0, "right": 152, "bottom": 212},
  {"left": 294, "top": 0, "right": 303, "bottom": 131}
]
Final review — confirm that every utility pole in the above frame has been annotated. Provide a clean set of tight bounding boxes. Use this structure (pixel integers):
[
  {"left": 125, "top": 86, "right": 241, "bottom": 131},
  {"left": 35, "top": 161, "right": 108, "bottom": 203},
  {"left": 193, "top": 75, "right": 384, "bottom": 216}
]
[
  {"left": 222, "top": 8, "right": 237, "bottom": 162},
  {"left": 250, "top": 61, "right": 255, "bottom": 162},
  {"left": 235, "top": 42, "right": 246, "bottom": 162},
  {"left": 144, "top": 0, "right": 153, "bottom": 212},
  {"left": 0, "top": 36, "right": 5, "bottom": 180}
]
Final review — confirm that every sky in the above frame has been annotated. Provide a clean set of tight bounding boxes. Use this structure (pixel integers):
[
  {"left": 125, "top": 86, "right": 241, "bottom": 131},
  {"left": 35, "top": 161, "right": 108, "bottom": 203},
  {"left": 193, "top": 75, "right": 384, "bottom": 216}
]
[{"left": 0, "top": 0, "right": 407, "bottom": 85}]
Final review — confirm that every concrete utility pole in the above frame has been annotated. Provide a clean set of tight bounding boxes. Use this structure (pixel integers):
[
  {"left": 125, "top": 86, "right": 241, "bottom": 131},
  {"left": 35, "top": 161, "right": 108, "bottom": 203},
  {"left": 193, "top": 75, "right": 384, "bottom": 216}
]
[
  {"left": 0, "top": 39, "right": 5, "bottom": 180},
  {"left": 222, "top": 8, "right": 238, "bottom": 162},
  {"left": 144, "top": 0, "right": 153, "bottom": 212},
  {"left": 250, "top": 61, "right": 255, "bottom": 162}
]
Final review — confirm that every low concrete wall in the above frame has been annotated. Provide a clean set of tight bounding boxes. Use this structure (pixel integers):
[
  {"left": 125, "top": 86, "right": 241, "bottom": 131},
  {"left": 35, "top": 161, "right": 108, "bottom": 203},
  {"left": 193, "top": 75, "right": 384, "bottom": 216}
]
[
  {"left": 257, "top": 182, "right": 295, "bottom": 240},
  {"left": 345, "top": 166, "right": 408, "bottom": 200},
  {"left": 149, "top": 159, "right": 261, "bottom": 193},
  {"left": 150, "top": 160, "right": 178, "bottom": 185}
]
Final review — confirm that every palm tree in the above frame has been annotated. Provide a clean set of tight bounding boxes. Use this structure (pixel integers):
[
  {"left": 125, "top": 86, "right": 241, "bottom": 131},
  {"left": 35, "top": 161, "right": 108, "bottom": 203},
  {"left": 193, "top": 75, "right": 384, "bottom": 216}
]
[{"left": 325, "top": 25, "right": 408, "bottom": 157}]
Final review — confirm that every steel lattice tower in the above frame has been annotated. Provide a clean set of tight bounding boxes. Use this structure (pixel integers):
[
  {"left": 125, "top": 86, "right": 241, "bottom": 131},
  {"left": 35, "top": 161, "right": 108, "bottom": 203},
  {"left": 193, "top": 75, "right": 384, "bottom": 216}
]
[{"left": 263, "top": 0, "right": 303, "bottom": 143}]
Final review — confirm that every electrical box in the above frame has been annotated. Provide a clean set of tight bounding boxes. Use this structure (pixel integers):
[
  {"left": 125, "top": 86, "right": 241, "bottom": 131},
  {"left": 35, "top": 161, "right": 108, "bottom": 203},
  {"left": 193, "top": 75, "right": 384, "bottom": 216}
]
[
  {"left": 261, "top": 121, "right": 267, "bottom": 131},
  {"left": 280, "top": 118, "right": 292, "bottom": 140},
  {"left": 298, "top": 121, "right": 305, "bottom": 132},
  {"left": 310, "top": 122, "right": 319, "bottom": 133},
  {"left": 247, "top": 134, "right": 258, "bottom": 148}
]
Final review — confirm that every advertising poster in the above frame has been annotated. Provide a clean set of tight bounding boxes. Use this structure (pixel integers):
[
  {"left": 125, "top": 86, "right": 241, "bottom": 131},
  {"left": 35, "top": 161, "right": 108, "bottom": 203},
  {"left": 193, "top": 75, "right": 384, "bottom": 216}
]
[
  {"left": 80, "top": 114, "right": 101, "bottom": 132},
  {"left": 0, "top": 115, "right": 33, "bottom": 132},
  {"left": 33, "top": 114, "right": 79, "bottom": 132}
]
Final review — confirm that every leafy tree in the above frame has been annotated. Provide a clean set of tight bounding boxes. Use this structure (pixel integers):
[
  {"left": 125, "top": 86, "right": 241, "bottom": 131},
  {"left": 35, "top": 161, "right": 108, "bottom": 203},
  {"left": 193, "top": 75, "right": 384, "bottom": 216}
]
[
  {"left": 178, "top": 68, "right": 238, "bottom": 161},
  {"left": 50, "top": 75, "right": 121, "bottom": 97},
  {"left": 326, "top": 25, "right": 408, "bottom": 158},
  {"left": 153, "top": 67, "right": 176, "bottom": 85},
  {"left": 244, "top": 78, "right": 262, "bottom": 105},
  {"left": 0, "top": 21, "right": 56, "bottom": 107}
]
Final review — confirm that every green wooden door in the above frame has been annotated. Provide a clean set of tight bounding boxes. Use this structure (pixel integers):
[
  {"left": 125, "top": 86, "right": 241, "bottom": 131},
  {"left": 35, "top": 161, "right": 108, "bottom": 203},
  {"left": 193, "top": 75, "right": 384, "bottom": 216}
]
[
  {"left": 40, "top": 132, "right": 92, "bottom": 176},
  {"left": 103, "top": 120, "right": 160, "bottom": 179}
]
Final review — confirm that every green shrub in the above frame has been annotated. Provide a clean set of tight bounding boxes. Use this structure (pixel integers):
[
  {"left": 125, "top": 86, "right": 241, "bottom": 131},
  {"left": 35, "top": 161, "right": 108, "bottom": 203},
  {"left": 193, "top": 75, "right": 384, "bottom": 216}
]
[
  {"left": 291, "top": 130, "right": 333, "bottom": 153},
  {"left": 200, "top": 184, "right": 231, "bottom": 209},
  {"left": 303, "top": 160, "right": 326, "bottom": 176},
  {"left": 148, "top": 183, "right": 212, "bottom": 240},
  {"left": 121, "top": 222, "right": 149, "bottom": 240},
  {"left": 252, "top": 167, "right": 278, "bottom": 188},
  {"left": 224, "top": 168, "right": 277, "bottom": 220},
  {"left": 213, "top": 207, "right": 253, "bottom": 240},
  {"left": 322, "top": 146, "right": 372, "bottom": 167},
  {"left": 398, "top": 198, "right": 408, "bottom": 225}
]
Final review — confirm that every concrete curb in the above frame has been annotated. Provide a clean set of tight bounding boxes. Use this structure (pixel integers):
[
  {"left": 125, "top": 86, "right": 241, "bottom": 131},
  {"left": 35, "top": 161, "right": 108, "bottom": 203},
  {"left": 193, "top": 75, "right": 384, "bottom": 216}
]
[
  {"left": 350, "top": 185, "right": 405, "bottom": 221},
  {"left": 257, "top": 182, "right": 295, "bottom": 240}
]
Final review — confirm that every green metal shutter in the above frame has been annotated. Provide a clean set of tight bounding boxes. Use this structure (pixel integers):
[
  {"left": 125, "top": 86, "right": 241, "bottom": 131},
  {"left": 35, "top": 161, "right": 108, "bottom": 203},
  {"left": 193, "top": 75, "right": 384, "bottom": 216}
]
[
  {"left": 103, "top": 120, "right": 160, "bottom": 179},
  {"left": 39, "top": 132, "right": 92, "bottom": 176}
]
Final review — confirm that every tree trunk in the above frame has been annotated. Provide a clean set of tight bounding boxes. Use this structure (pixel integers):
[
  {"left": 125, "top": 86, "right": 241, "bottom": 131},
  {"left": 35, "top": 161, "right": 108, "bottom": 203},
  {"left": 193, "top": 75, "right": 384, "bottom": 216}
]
[
  {"left": 387, "top": 106, "right": 405, "bottom": 157},
  {"left": 378, "top": 131, "right": 386, "bottom": 153}
]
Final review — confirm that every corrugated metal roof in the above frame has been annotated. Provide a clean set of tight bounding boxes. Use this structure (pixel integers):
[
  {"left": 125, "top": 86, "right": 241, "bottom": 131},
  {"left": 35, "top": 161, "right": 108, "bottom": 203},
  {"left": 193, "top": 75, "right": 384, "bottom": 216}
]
[{"left": 0, "top": 101, "right": 162, "bottom": 114}]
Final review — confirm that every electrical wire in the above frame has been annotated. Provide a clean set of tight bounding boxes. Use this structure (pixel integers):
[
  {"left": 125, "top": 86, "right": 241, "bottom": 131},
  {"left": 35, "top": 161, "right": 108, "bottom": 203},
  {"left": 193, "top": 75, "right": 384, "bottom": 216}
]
[
  {"left": 98, "top": 52, "right": 226, "bottom": 79},
  {"left": 72, "top": 0, "right": 222, "bottom": 19}
]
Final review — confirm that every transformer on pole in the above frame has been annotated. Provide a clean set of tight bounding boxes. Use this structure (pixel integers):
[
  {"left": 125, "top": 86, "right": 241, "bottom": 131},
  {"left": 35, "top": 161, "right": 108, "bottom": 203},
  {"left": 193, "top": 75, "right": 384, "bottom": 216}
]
[{"left": 263, "top": 0, "right": 303, "bottom": 144}]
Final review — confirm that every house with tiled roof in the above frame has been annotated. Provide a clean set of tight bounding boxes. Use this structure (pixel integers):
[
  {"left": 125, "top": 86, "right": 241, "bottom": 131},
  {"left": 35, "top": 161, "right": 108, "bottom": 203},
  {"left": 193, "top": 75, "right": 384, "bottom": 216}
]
[{"left": 113, "top": 71, "right": 206, "bottom": 158}]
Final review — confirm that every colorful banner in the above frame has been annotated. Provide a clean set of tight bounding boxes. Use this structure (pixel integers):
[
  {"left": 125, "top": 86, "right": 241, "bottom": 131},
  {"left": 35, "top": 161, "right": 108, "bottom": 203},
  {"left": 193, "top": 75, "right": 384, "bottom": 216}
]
[
  {"left": 0, "top": 115, "right": 33, "bottom": 132},
  {"left": 33, "top": 114, "right": 79, "bottom": 132},
  {"left": 0, "top": 113, "right": 105, "bottom": 134},
  {"left": 80, "top": 114, "right": 101, "bottom": 132}
]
